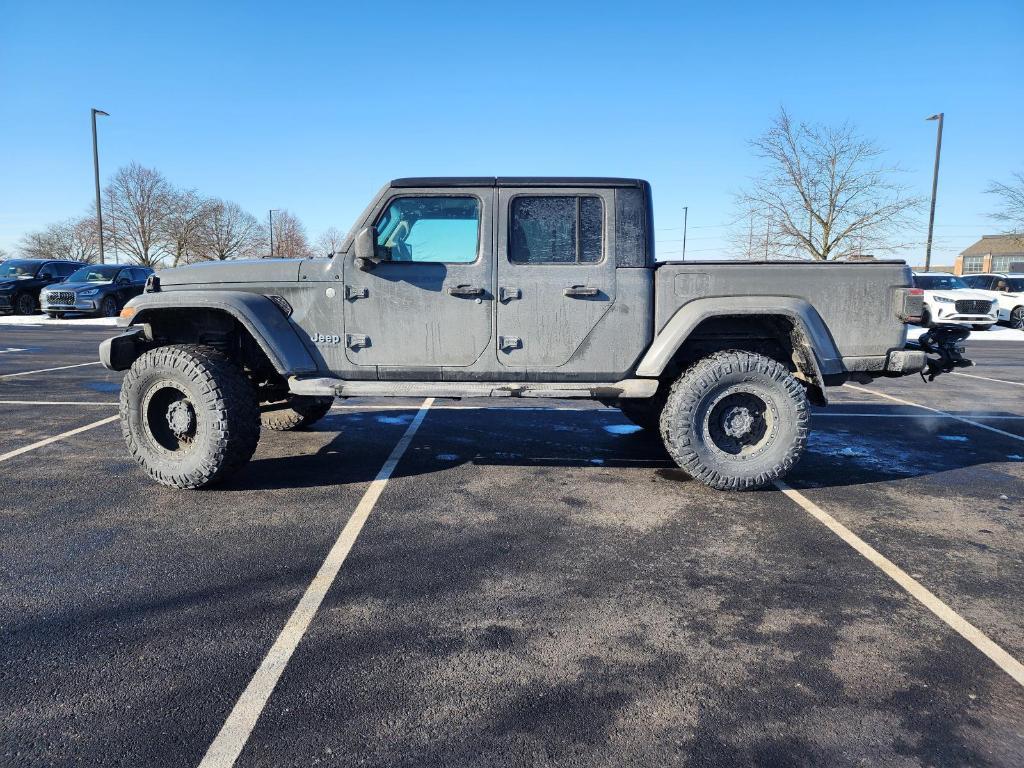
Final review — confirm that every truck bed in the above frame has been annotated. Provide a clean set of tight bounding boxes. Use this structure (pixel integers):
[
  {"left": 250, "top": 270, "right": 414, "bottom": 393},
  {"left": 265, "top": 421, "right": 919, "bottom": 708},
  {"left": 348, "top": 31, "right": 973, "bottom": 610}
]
[{"left": 653, "top": 260, "right": 912, "bottom": 361}]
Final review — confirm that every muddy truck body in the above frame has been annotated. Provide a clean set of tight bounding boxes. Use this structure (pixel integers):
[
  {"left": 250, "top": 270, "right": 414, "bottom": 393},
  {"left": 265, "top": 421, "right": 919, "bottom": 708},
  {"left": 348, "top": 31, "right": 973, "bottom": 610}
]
[{"left": 100, "top": 177, "right": 968, "bottom": 490}]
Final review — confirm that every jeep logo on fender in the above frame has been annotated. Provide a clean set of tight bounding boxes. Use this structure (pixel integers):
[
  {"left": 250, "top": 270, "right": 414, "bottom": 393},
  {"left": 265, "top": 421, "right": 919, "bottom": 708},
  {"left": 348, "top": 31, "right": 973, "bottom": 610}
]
[{"left": 310, "top": 332, "right": 342, "bottom": 345}]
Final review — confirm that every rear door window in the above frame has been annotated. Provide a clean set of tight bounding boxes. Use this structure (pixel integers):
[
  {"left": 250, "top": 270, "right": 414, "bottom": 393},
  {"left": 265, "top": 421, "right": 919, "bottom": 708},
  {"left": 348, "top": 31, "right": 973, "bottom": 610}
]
[{"left": 509, "top": 196, "right": 604, "bottom": 265}]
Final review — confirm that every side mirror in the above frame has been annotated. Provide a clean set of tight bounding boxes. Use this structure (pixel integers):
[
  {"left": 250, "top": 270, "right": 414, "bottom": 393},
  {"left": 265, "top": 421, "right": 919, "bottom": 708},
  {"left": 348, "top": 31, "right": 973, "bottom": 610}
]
[
  {"left": 354, "top": 226, "right": 380, "bottom": 271},
  {"left": 39, "top": 272, "right": 54, "bottom": 281}
]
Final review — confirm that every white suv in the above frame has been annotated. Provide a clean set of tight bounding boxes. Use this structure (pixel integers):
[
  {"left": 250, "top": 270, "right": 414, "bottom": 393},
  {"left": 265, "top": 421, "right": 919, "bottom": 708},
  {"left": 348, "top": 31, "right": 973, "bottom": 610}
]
[
  {"left": 960, "top": 273, "right": 1024, "bottom": 330},
  {"left": 912, "top": 273, "right": 997, "bottom": 329}
]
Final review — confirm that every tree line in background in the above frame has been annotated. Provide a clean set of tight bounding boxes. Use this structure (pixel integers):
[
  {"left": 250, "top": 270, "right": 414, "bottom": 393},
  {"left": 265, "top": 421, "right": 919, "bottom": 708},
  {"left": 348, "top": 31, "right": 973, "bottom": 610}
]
[{"left": 7, "top": 163, "right": 347, "bottom": 267}]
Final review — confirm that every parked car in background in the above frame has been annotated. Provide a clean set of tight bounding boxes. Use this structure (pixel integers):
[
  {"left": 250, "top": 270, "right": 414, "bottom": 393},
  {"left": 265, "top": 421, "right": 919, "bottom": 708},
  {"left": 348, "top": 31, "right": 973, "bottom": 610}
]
[
  {"left": 41, "top": 264, "right": 153, "bottom": 318},
  {"left": 912, "top": 272, "right": 997, "bottom": 330},
  {"left": 960, "top": 273, "right": 1024, "bottom": 329},
  {"left": 0, "top": 258, "right": 84, "bottom": 315}
]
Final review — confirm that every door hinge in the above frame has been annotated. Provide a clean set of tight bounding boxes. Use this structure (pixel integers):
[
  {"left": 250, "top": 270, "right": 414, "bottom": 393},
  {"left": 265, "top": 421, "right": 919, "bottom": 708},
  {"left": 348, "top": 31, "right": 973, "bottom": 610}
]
[
  {"left": 498, "top": 335, "right": 522, "bottom": 352},
  {"left": 345, "top": 285, "right": 369, "bottom": 300},
  {"left": 346, "top": 333, "right": 371, "bottom": 350},
  {"left": 499, "top": 286, "right": 521, "bottom": 302}
]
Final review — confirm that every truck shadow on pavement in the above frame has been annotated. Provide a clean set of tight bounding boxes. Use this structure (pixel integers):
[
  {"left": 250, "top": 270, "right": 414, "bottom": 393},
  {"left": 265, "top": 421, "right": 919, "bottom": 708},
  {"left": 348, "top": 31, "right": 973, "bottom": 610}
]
[{"left": 231, "top": 405, "right": 1024, "bottom": 492}]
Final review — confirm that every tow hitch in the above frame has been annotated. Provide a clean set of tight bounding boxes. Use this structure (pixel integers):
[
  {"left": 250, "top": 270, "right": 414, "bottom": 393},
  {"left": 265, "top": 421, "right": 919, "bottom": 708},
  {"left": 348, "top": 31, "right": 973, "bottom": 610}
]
[{"left": 913, "top": 324, "right": 973, "bottom": 382}]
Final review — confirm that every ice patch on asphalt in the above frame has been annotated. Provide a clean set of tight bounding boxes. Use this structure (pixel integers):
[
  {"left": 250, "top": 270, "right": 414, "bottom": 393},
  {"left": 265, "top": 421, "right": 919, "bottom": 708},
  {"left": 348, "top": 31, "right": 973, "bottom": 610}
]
[
  {"left": 436, "top": 453, "right": 460, "bottom": 461},
  {"left": 808, "top": 429, "right": 923, "bottom": 474},
  {"left": 86, "top": 381, "right": 121, "bottom": 393},
  {"left": 1009, "top": 454, "right": 1023, "bottom": 461},
  {"left": 604, "top": 424, "right": 643, "bottom": 435},
  {"left": 375, "top": 414, "right": 414, "bottom": 425},
  {"left": 938, "top": 435, "right": 970, "bottom": 442}
]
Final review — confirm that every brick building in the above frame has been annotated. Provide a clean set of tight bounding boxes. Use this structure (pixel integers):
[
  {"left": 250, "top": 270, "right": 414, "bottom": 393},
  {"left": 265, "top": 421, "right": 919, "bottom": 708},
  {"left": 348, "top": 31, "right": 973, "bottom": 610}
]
[{"left": 954, "top": 235, "right": 1024, "bottom": 275}]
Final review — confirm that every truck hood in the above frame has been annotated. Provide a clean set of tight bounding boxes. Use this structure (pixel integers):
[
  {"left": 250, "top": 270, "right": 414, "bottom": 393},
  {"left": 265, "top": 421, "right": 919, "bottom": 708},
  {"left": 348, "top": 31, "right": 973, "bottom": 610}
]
[
  {"left": 925, "top": 289, "right": 993, "bottom": 302},
  {"left": 158, "top": 259, "right": 304, "bottom": 287},
  {"left": 46, "top": 281, "right": 112, "bottom": 291}
]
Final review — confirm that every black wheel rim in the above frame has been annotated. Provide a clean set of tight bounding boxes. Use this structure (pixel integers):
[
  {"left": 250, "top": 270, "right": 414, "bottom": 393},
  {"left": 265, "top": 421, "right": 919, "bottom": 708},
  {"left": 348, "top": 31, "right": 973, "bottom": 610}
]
[
  {"left": 17, "top": 295, "right": 34, "bottom": 314},
  {"left": 143, "top": 382, "right": 199, "bottom": 454},
  {"left": 701, "top": 385, "right": 778, "bottom": 460},
  {"left": 1013, "top": 309, "right": 1024, "bottom": 330},
  {"left": 103, "top": 298, "right": 118, "bottom": 317}
]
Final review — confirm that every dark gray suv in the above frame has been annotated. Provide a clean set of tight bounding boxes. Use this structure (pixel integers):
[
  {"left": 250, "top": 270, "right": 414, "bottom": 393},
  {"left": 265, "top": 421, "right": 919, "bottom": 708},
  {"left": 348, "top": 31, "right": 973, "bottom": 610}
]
[{"left": 41, "top": 264, "right": 153, "bottom": 318}]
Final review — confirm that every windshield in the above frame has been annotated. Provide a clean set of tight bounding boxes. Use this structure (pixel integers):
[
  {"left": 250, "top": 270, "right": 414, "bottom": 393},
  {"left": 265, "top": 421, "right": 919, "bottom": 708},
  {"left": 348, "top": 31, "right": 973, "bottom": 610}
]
[
  {"left": 66, "top": 265, "right": 120, "bottom": 283},
  {"left": 0, "top": 260, "right": 41, "bottom": 278},
  {"left": 914, "top": 274, "right": 967, "bottom": 290}
]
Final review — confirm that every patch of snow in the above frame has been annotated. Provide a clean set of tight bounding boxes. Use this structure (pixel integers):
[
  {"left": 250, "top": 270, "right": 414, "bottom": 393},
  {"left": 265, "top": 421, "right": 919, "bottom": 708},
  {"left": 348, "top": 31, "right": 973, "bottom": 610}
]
[
  {"left": 808, "top": 429, "right": 923, "bottom": 475},
  {"left": 604, "top": 424, "right": 643, "bottom": 435},
  {"left": 938, "top": 435, "right": 970, "bottom": 442},
  {"left": 0, "top": 315, "right": 118, "bottom": 327},
  {"left": 907, "top": 325, "right": 1024, "bottom": 342},
  {"left": 436, "top": 453, "right": 460, "bottom": 461},
  {"left": 1008, "top": 455, "right": 1023, "bottom": 461},
  {"left": 839, "top": 447, "right": 869, "bottom": 457},
  {"left": 590, "top": 458, "right": 605, "bottom": 465}
]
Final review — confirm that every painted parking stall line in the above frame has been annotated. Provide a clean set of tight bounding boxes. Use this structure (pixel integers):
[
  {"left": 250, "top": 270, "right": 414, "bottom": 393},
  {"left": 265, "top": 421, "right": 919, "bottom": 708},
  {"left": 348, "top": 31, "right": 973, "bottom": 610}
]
[
  {"left": 952, "top": 370, "right": 1024, "bottom": 389},
  {"left": 0, "top": 400, "right": 118, "bottom": 406},
  {"left": 199, "top": 397, "right": 435, "bottom": 768},
  {"left": 0, "top": 415, "right": 120, "bottom": 464},
  {"left": 843, "top": 384, "right": 1024, "bottom": 443},
  {"left": 0, "top": 360, "right": 102, "bottom": 379},
  {"left": 777, "top": 481, "right": 1024, "bottom": 688}
]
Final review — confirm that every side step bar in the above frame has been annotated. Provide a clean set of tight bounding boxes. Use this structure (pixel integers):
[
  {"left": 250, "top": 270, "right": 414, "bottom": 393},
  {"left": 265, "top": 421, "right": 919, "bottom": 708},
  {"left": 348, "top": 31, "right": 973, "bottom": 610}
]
[{"left": 288, "top": 377, "right": 659, "bottom": 400}]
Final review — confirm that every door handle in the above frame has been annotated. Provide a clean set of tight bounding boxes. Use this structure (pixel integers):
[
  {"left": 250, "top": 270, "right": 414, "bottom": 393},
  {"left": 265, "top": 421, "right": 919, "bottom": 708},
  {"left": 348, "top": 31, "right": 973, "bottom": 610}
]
[
  {"left": 563, "top": 285, "right": 600, "bottom": 298},
  {"left": 447, "top": 284, "right": 484, "bottom": 297}
]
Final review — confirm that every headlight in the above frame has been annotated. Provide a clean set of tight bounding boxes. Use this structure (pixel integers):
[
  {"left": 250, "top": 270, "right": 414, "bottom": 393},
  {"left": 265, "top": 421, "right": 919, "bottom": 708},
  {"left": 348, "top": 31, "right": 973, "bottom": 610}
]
[
  {"left": 80, "top": 288, "right": 100, "bottom": 297},
  {"left": 932, "top": 295, "right": 955, "bottom": 304}
]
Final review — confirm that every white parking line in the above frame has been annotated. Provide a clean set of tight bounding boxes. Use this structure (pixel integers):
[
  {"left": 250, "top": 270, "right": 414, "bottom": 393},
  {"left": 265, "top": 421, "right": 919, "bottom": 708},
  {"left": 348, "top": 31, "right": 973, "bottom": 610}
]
[
  {"left": 952, "top": 371, "right": 1024, "bottom": 388},
  {"left": 0, "top": 361, "right": 102, "bottom": 379},
  {"left": 199, "top": 397, "right": 435, "bottom": 768},
  {"left": 0, "top": 400, "right": 117, "bottom": 406},
  {"left": 776, "top": 481, "right": 1024, "bottom": 688},
  {"left": 0, "top": 415, "right": 120, "bottom": 464},
  {"left": 843, "top": 384, "right": 1024, "bottom": 444},
  {"left": 814, "top": 412, "right": 1024, "bottom": 421}
]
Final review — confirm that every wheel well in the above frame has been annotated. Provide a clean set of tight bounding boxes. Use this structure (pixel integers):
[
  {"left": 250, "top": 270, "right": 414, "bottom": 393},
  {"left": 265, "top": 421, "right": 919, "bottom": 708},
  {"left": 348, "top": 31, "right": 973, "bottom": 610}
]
[
  {"left": 663, "top": 314, "right": 826, "bottom": 405},
  {"left": 135, "top": 308, "right": 284, "bottom": 393}
]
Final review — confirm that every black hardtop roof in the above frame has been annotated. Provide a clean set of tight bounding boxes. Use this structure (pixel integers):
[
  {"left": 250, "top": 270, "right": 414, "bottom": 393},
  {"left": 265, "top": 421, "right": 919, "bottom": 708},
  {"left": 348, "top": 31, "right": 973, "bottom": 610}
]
[{"left": 390, "top": 177, "right": 647, "bottom": 188}]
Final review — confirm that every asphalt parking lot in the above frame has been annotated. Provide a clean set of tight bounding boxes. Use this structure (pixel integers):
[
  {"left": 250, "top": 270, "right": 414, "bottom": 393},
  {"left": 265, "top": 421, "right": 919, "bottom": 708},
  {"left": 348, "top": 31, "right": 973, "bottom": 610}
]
[{"left": 1, "top": 324, "right": 1022, "bottom": 767}]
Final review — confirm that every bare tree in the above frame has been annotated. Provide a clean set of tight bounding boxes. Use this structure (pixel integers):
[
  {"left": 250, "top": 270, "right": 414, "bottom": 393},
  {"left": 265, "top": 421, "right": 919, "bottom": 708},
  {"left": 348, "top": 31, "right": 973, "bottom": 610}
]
[
  {"left": 19, "top": 217, "right": 99, "bottom": 262},
  {"left": 986, "top": 171, "right": 1024, "bottom": 242},
  {"left": 314, "top": 226, "right": 347, "bottom": 258},
  {"left": 733, "top": 108, "right": 922, "bottom": 260},
  {"left": 196, "top": 199, "right": 266, "bottom": 261},
  {"left": 271, "top": 210, "right": 311, "bottom": 259},
  {"left": 103, "top": 163, "right": 174, "bottom": 267},
  {"left": 163, "top": 189, "right": 209, "bottom": 267}
]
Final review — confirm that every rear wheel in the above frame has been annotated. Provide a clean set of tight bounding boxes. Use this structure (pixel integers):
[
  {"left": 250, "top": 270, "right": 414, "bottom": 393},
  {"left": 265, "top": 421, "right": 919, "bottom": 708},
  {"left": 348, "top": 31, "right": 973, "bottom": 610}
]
[
  {"left": 1011, "top": 307, "right": 1024, "bottom": 330},
  {"left": 261, "top": 395, "right": 334, "bottom": 431},
  {"left": 120, "top": 344, "right": 260, "bottom": 489},
  {"left": 660, "top": 350, "right": 809, "bottom": 490},
  {"left": 14, "top": 292, "right": 36, "bottom": 315}
]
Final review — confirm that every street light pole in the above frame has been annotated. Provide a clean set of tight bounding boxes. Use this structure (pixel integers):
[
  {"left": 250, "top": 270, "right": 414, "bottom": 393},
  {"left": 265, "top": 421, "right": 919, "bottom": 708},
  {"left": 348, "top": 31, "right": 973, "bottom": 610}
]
[
  {"left": 268, "top": 209, "right": 280, "bottom": 258},
  {"left": 91, "top": 108, "right": 109, "bottom": 264},
  {"left": 924, "top": 112, "right": 944, "bottom": 272},
  {"left": 681, "top": 206, "right": 688, "bottom": 261}
]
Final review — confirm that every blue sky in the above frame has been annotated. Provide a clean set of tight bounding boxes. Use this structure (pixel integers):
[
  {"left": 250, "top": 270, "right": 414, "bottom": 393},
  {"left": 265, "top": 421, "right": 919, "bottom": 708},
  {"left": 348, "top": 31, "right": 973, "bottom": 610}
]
[{"left": 1, "top": 0, "right": 1021, "bottom": 266}]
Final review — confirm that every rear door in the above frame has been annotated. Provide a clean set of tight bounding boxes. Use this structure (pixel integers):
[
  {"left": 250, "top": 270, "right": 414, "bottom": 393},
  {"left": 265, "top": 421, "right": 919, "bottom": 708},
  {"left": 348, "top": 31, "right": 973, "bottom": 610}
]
[
  {"left": 495, "top": 187, "right": 615, "bottom": 369},
  {"left": 343, "top": 189, "right": 494, "bottom": 370}
]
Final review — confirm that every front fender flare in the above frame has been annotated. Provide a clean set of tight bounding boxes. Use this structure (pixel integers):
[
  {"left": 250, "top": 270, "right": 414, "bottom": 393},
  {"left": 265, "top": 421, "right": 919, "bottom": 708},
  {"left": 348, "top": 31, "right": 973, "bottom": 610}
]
[
  {"left": 117, "top": 290, "right": 318, "bottom": 375},
  {"left": 635, "top": 296, "right": 843, "bottom": 379}
]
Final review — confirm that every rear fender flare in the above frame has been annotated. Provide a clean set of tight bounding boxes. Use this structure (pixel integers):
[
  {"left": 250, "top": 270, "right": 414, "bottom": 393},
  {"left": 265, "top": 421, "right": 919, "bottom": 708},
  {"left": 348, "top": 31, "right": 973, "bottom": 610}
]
[{"left": 636, "top": 296, "right": 843, "bottom": 382}]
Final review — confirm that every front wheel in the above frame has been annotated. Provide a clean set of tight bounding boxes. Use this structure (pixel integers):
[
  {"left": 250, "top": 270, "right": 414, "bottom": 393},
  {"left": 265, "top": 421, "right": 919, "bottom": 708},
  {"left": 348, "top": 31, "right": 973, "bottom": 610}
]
[
  {"left": 14, "top": 293, "right": 36, "bottom": 315},
  {"left": 261, "top": 395, "right": 334, "bottom": 431},
  {"left": 660, "top": 350, "right": 809, "bottom": 491},
  {"left": 1011, "top": 307, "right": 1024, "bottom": 331},
  {"left": 47, "top": 312, "right": 63, "bottom": 320},
  {"left": 120, "top": 344, "right": 260, "bottom": 489},
  {"left": 100, "top": 296, "right": 119, "bottom": 318}
]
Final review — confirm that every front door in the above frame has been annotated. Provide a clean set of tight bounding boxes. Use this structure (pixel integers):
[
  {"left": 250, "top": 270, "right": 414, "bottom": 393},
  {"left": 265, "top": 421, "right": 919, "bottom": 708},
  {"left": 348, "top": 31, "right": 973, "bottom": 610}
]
[
  {"left": 495, "top": 188, "right": 616, "bottom": 369},
  {"left": 343, "top": 190, "right": 494, "bottom": 370}
]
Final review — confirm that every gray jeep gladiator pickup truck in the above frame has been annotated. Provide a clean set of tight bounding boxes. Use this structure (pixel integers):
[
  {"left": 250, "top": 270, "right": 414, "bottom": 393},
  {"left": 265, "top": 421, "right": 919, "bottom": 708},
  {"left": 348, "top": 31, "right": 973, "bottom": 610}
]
[{"left": 100, "top": 177, "right": 966, "bottom": 491}]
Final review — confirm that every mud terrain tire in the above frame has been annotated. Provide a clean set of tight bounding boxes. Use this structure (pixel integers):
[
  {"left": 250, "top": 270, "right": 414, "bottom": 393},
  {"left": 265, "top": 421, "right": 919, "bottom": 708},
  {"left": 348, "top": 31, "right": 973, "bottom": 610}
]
[
  {"left": 261, "top": 395, "right": 334, "bottom": 431},
  {"left": 660, "top": 350, "right": 809, "bottom": 490},
  {"left": 120, "top": 344, "right": 260, "bottom": 489}
]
